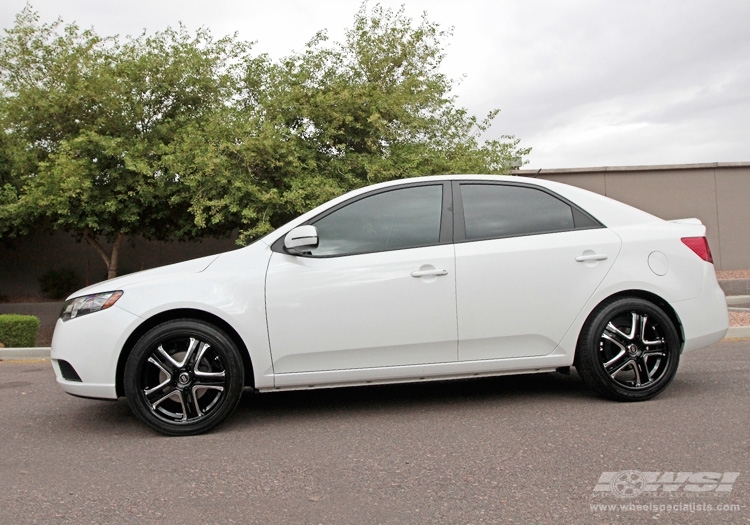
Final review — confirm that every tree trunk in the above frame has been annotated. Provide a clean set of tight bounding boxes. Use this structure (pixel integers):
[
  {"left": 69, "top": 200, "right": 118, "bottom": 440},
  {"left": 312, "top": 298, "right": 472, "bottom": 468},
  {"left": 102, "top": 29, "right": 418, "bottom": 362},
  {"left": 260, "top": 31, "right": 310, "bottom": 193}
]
[{"left": 82, "top": 230, "right": 125, "bottom": 279}]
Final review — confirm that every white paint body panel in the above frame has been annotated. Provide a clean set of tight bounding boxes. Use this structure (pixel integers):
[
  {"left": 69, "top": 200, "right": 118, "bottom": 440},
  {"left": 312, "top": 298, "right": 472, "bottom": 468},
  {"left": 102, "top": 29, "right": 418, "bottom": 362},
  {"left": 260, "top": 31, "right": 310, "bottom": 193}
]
[
  {"left": 266, "top": 245, "right": 457, "bottom": 373},
  {"left": 455, "top": 228, "right": 621, "bottom": 360},
  {"left": 49, "top": 175, "right": 728, "bottom": 401}
]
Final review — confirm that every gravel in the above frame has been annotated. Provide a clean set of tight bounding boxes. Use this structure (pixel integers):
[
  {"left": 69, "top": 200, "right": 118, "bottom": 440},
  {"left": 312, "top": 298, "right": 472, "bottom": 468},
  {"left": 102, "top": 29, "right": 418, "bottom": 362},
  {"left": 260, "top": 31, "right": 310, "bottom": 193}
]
[
  {"left": 716, "top": 268, "right": 750, "bottom": 279},
  {"left": 714, "top": 269, "right": 750, "bottom": 327}
]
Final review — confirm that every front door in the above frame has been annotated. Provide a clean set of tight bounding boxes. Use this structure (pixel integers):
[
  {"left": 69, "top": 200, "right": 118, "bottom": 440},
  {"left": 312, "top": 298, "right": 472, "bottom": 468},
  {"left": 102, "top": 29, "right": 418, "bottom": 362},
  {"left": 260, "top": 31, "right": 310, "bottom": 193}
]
[{"left": 265, "top": 183, "right": 458, "bottom": 375}]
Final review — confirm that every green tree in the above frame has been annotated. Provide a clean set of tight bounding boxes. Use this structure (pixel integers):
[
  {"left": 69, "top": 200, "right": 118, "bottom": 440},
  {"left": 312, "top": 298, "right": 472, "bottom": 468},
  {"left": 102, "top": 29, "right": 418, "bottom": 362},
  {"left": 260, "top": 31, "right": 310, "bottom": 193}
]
[
  {"left": 183, "top": 3, "right": 531, "bottom": 244},
  {"left": 1, "top": 3, "right": 530, "bottom": 275},
  {"left": 0, "top": 7, "right": 252, "bottom": 277}
]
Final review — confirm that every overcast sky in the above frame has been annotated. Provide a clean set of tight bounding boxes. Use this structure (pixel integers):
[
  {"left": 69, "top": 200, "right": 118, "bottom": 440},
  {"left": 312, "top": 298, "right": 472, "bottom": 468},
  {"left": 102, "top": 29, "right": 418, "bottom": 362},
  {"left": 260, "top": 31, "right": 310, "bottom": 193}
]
[{"left": 2, "top": 0, "right": 748, "bottom": 169}]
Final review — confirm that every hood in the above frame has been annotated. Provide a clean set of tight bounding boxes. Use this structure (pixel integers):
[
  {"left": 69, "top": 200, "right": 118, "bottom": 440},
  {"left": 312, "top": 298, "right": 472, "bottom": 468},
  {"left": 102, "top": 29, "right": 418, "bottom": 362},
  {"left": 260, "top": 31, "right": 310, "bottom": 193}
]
[{"left": 66, "top": 254, "right": 221, "bottom": 298}]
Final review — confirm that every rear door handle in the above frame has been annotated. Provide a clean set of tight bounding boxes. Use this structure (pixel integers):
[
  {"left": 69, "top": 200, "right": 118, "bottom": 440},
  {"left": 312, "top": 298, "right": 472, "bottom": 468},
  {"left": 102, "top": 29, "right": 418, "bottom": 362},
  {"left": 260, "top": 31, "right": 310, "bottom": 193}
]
[
  {"left": 411, "top": 268, "right": 448, "bottom": 278},
  {"left": 575, "top": 253, "right": 608, "bottom": 262}
]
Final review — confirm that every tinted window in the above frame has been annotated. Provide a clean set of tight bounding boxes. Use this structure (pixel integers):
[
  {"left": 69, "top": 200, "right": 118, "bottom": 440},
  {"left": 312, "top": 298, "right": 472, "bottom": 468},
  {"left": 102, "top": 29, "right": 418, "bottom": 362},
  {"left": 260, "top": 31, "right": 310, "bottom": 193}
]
[
  {"left": 310, "top": 185, "right": 443, "bottom": 256},
  {"left": 461, "top": 184, "right": 575, "bottom": 240}
]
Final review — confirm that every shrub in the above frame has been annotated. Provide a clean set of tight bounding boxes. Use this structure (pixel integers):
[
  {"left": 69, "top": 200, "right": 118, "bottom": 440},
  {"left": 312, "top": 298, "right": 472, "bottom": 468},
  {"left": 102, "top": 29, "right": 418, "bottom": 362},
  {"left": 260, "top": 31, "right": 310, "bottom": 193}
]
[
  {"left": 39, "top": 268, "right": 81, "bottom": 300},
  {"left": 0, "top": 314, "right": 40, "bottom": 347}
]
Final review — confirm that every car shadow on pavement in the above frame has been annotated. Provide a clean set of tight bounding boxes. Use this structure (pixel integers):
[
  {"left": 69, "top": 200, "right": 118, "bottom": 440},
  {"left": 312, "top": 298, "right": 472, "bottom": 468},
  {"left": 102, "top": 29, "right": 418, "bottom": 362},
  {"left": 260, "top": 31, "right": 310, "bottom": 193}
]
[
  {"left": 232, "top": 370, "right": 597, "bottom": 424},
  {"left": 65, "top": 367, "right": 722, "bottom": 437},
  {"left": 53, "top": 371, "right": 594, "bottom": 437}
]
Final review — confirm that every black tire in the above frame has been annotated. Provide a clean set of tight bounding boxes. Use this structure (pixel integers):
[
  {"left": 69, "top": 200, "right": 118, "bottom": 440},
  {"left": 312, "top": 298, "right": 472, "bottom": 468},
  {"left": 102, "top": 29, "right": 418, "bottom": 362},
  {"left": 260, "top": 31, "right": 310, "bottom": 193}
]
[
  {"left": 124, "top": 319, "right": 244, "bottom": 436},
  {"left": 576, "top": 298, "right": 681, "bottom": 401}
]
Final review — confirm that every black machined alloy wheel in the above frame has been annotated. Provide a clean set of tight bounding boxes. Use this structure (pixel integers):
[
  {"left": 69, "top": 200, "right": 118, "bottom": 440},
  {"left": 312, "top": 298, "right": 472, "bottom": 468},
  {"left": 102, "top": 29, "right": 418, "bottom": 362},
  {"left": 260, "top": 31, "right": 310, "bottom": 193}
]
[
  {"left": 576, "top": 298, "right": 681, "bottom": 401},
  {"left": 124, "top": 320, "right": 244, "bottom": 436}
]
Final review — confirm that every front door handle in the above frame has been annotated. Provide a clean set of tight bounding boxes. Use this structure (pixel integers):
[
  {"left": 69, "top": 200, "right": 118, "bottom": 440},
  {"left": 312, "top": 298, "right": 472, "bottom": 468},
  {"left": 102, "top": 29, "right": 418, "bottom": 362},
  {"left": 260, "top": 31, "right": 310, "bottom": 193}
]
[{"left": 575, "top": 253, "right": 608, "bottom": 262}]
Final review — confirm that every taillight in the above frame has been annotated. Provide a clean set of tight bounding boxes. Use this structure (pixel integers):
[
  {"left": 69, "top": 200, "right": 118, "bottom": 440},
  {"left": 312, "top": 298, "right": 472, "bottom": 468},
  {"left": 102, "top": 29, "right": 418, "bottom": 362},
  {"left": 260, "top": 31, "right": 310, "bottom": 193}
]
[{"left": 681, "top": 237, "right": 713, "bottom": 263}]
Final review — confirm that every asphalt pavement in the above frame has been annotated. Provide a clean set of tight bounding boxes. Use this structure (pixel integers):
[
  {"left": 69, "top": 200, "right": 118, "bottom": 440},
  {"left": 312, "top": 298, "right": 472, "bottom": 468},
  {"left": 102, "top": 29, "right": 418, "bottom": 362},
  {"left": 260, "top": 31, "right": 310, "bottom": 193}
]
[{"left": 0, "top": 340, "right": 748, "bottom": 524}]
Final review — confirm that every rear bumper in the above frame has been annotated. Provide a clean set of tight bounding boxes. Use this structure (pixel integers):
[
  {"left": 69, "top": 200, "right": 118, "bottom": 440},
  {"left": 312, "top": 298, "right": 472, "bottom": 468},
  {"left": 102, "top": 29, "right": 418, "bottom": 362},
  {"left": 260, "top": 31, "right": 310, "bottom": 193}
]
[{"left": 673, "top": 275, "right": 729, "bottom": 352}]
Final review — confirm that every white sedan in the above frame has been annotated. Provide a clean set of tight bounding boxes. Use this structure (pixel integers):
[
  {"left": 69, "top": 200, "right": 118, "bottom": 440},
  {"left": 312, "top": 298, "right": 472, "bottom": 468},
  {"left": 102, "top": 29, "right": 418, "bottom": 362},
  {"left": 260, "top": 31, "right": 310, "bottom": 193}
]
[{"left": 50, "top": 175, "right": 729, "bottom": 435}]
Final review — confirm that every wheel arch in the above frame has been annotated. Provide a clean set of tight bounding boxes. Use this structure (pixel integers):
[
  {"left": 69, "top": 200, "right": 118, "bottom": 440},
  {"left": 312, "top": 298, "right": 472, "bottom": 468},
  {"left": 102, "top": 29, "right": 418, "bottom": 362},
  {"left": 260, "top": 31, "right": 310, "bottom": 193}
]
[
  {"left": 115, "top": 308, "right": 255, "bottom": 397},
  {"left": 575, "top": 289, "right": 685, "bottom": 364}
]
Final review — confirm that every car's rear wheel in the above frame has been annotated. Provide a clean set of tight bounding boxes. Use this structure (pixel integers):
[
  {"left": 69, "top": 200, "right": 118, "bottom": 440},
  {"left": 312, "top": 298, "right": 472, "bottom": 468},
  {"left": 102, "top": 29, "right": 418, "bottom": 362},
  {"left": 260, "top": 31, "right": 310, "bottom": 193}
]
[
  {"left": 124, "top": 320, "right": 244, "bottom": 436},
  {"left": 576, "top": 298, "right": 681, "bottom": 401}
]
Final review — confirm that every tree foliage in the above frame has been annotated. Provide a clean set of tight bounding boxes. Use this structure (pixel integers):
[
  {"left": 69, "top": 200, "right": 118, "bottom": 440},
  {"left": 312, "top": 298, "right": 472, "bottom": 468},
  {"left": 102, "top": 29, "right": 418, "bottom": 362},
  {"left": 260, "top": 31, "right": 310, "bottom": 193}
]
[
  {"left": 0, "top": 3, "right": 530, "bottom": 276},
  {"left": 183, "top": 4, "right": 530, "bottom": 243},
  {"left": 0, "top": 7, "right": 251, "bottom": 276}
]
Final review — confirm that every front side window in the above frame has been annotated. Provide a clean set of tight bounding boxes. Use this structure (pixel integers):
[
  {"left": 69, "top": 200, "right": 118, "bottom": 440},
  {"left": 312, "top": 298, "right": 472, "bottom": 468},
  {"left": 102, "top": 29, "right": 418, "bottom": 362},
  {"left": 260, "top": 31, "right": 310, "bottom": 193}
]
[
  {"left": 309, "top": 185, "right": 444, "bottom": 257},
  {"left": 461, "top": 184, "right": 578, "bottom": 240}
]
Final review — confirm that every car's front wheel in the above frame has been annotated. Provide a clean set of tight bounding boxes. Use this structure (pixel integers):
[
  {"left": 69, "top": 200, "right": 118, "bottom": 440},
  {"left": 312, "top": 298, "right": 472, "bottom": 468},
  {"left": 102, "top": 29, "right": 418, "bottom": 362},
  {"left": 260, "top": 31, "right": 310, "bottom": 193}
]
[
  {"left": 124, "top": 319, "right": 244, "bottom": 436},
  {"left": 576, "top": 298, "right": 681, "bottom": 401}
]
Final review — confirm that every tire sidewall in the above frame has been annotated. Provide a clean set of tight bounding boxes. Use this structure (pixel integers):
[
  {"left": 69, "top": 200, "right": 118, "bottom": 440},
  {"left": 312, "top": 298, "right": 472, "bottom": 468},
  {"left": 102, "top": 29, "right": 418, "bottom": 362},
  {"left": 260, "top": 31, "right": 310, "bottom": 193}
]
[
  {"left": 123, "top": 319, "right": 244, "bottom": 436},
  {"left": 577, "top": 298, "right": 681, "bottom": 401}
]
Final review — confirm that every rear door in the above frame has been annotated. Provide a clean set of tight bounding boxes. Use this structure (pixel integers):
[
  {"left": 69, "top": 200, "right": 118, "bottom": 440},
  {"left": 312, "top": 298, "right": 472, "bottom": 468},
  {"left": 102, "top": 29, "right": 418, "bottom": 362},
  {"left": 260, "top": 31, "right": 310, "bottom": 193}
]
[{"left": 453, "top": 182, "right": 621, "bottom": 361}]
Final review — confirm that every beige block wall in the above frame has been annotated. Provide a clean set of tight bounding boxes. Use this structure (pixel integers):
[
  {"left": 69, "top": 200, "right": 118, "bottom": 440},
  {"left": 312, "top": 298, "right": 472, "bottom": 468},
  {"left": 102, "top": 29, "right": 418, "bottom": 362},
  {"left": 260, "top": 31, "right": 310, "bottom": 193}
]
[{"left": 715, "top": 169, "right": 750, "bottom": 271}]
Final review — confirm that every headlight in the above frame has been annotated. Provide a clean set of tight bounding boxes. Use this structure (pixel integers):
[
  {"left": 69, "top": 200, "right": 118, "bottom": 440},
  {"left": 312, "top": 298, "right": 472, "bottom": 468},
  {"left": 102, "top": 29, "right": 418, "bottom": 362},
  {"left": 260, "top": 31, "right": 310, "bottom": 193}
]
[{"left": 60, "top": 291, "right": 124, "bottom": 321}]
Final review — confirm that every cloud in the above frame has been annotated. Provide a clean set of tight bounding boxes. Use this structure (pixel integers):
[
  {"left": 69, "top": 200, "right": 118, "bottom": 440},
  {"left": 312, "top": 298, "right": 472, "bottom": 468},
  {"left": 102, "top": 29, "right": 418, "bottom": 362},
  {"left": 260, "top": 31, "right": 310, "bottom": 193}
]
[{"left": 2, "top": 0, "right": 748, "bottom": 169}]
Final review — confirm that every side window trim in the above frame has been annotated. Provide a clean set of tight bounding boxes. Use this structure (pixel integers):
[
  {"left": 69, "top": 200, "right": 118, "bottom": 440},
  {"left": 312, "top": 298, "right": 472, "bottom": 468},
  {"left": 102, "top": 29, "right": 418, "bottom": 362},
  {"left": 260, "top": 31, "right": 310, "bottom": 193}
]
[
  {"left": 271, "top": 181, "right": 454, "bottom": 257},
  {"left": 451, "top": 180, "right": 468, "bottom": 242},
  {"left": 451, "top": 180, "right": 604, "bottom": 243}
]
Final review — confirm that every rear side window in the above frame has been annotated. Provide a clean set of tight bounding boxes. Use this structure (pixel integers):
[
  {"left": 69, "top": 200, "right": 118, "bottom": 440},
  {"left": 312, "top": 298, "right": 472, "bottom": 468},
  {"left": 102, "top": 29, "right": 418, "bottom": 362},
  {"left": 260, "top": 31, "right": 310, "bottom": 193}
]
[{"left": 460, "top": 184, "right": 590, "bottom": 240}]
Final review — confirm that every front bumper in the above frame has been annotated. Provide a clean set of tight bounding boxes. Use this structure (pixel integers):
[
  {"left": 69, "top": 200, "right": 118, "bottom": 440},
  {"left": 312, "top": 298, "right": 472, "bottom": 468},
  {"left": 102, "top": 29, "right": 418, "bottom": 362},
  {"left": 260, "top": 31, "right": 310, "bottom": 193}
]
[{"left": 50, "top": 305, "right": 141, "bottom": 400}]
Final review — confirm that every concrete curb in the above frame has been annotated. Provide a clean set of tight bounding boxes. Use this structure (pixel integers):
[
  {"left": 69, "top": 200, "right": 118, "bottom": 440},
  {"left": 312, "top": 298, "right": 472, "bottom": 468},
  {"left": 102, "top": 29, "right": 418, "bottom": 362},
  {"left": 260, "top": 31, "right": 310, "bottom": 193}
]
[
  {"left": 720, "top": 280, "right": 750, "bottom": 297},
  {"left": 726, "top": 295, "right": 750, "bottom": 306},
  {"left": 725, "top": 327, "right": 750, "bottom": 339},
  {"left": 0, "top": 347, "right": 51, "bottom": 360}
]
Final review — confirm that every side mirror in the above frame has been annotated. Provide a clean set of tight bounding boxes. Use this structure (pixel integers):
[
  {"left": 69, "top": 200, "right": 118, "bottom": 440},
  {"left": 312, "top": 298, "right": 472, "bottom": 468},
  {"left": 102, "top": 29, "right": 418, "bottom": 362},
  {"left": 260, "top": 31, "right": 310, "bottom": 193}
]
[{"left": 284, "top": 225, "right": 319, "bottom": 254}]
